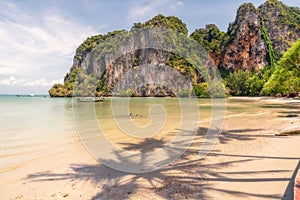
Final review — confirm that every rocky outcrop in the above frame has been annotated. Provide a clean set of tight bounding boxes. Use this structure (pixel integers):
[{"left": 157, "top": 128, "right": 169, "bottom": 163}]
[
  {"left": 105, "top": 49, "right": 171, "bottom": 95},
  {"left": 190, "top": 24, "right": 227, "bottom": 68},
  {"left": 258, "top": 0, "right": 300, "bottom": 56},
  {"left": 222, "top": 3, "right": 269, "bottom": 72},
  {"left": 53, "top": 16, "right": 195, "bottom": 97},
  {"left": 49, "top": 0, "right": 300, "bottom": 97},
  {"left": 190, "top": 0, "right": 300, "bottom": 72}
]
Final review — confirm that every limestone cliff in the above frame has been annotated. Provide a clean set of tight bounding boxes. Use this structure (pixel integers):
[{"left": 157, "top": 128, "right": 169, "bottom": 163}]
[
  {"left": 190, "top": 24, "right": 228, "bottom": 68},
  {"left": 50, "top": 15, "right": 197, "bottom": 97},
  {"left": 258, "top": 0, "right": 300, "bottom": 56},
  {"left": 222, "top": 3, "right": 269, "bottom": 72},
  {"left": 49, "top": 0, "right": 300, "bottom": 97},
  {"left": 191, "top": 0, "right": 300, "bottom": 72}
]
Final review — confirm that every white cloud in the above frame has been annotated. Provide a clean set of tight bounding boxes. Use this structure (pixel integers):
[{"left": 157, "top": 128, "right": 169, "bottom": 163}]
[
  {"left": 50, "top": 79, "right": 64, "bottom": 86},
  {"left": 0, "top": 2, "right": 99, "bottom": 77},
  {"left": 127, "top": 0, "right": 184, "bottom": 23},
  {"left": 24, "top": 79, "right": 51, "bottom": 87},
  {"left": 170, "top": 1, "right": 184, "bottom": 12},
  {"left": 0, "top": 76, "right": 18, "bottom": 86},
  {"left": 0, "top": 76, "right": 63, "bottom": 87}
]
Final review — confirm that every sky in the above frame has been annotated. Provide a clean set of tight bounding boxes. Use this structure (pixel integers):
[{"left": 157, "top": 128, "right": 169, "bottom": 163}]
[{"left": 0, "top": 0, "right": 299, "bottom": 95}]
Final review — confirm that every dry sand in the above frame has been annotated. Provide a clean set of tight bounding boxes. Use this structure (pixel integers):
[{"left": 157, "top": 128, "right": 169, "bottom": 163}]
[{"left": 1, "top": 97, "right": 300, "bottom": 200}]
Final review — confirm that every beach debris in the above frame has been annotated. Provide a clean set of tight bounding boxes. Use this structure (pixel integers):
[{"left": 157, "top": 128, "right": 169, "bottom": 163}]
[
  {"left": 77, "top": 97, "right": 104, "bottom": 102},
  {"left": 275, "top": 130, "right": 300, "bottom": 136},
  {"left": 279, "top": 114, "right": 298, "bottom": 118},
  {"left": 14, "top": 195, "right": 23, "bottom": 199},
  {"left": 62, "top": 193, "right": 69, "bottom": 197},
  {"left": 286, "top": 114, "right": 298, "bottom": 118},
  {"left": 129, "top": 112, "right": 143, "bottom": 118}
]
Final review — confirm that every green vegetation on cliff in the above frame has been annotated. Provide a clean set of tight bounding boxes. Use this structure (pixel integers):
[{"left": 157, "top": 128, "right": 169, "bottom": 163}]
[
  {"left": 49, "top": 68, "right": 82, "bottom": 97},
  {"left": 225, "top": 39, "right": 300, "bottom": 97},
  {"left": 258, "top": 0, "right": 300, "bottom": 55},
  {"left": 49, "top": 14, "right": 194, "bottom": 97},
  {"left": 259, "top": 0, "right": 300, "bottom": 31},
  {"left": 75, "top": 30, "right": 126, "bottom": 61},
  {"left": 132, "top": 14, "right": 188, "bottom": 35},
  {"left": 190, "top": 24, "right": 228, "bottom": 56},
  {"left": 49, "top": 0, "right": 300, "bottom": 98},
  {"left": 227, "top": 3, "right": 257, "bottom": 43},
  {"left": 48, "top": 84, "right": 69, "bottom": 97},
  {"left": 225, "top": 68, "right": 272, "bottom": 96},
  {"left": 263, "top": 39, "right": 300, "bottom": 96},
  {"left": 260, "top": 20, "right": 276, "bottom": 69}
]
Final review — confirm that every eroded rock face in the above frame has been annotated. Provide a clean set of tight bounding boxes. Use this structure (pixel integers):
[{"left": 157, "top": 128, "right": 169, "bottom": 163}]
[
  {"left": 51, "top": 1, "right": 300, "bottom": 97},
  {"left": 258, "top": 0, "right": 300, "bottom": 55},
  {"left": 222, "top": 3, "right": 268, "bottom": 72},
  {"left": 190, "top": 0, "right": 300, "bottom": 72},
  {"left": 104, "top": 48, "right": 172, "bottom": 96},
  {"left": 67, "top": 34, "right": 194, "bottom": 96}
]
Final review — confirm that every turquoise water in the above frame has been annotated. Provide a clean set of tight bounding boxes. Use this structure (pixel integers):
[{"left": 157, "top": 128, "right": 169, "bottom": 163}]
[
  {"left": 1, "top": 95, "right": 298, "bottom": 172},
  {"left": 0, "top": 96, "right": 74, "bottom": 171},
  {"left": 0, "top": 96, "right": 215, "bottom": 172}
]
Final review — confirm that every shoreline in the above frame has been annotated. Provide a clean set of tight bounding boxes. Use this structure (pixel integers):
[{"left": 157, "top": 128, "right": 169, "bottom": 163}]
[
  {"left": 228, "top": 96, "right": 300, "bottom": 102},
  {"left": 0, "top": 97, "right": 299, "bottom": 199}
]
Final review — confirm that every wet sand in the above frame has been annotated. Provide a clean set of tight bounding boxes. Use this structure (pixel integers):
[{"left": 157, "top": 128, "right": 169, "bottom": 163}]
[{"left": 1, "top": 97, "right": 300, "bottom": 199}]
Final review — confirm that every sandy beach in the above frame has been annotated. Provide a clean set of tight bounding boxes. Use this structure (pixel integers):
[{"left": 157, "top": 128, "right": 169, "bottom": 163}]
[{"left": 1, "top": 97, "right": 300, "bottom": 200}]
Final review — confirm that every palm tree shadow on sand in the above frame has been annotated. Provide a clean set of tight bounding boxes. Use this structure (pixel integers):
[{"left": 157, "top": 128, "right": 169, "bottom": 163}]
[{"left": 27, "top": 127, "right": 295, "bottom": 199}]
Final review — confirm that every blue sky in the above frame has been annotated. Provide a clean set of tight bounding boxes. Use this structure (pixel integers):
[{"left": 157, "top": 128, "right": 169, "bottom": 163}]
[{"left": 0, "top": 0, "right": 299, "bottom": 94}]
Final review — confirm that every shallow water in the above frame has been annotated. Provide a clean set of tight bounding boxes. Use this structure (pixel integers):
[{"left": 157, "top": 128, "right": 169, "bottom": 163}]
[
  {"left": 0, "top": 96, "right": 299, "bottom": 172},
  {"left": 0, "top": 96, "right": 74, "bottom": 171}
]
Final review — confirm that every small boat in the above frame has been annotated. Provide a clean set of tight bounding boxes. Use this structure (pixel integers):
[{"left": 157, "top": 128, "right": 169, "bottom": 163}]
[
  {"left": 28, "top": 94, "right": 35, "bottom": 97},
  {"left": 77, "top": 97, "right": 104, "bottom": 102}
]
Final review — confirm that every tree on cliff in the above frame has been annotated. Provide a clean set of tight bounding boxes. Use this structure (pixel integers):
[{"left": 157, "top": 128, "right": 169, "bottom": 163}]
[
  {"left": 263, "top": 39, "right": 300, "bottom": 96},
  {"left": 132, "top": 14, "right": 188, "bottom": 35},
  {"left": 49, "top": 0, "right": 300, "bottom": 98}
]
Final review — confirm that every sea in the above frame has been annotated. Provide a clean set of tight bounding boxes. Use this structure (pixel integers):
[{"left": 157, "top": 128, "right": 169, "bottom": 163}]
[
  {"left": 0, "top": 95, "right": 75, "bottom": 172},
  {"left": 0, "top": 95, "right": 298, "bottom": 173}
]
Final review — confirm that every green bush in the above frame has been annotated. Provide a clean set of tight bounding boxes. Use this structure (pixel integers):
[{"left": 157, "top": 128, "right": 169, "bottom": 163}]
[
  {"left": 193, "top": 83, "right": 209, "bottom": 97},
  {"left": 119, "top": 88, "right": 134, "bottom": 97},
  {"left": 48, "top": 84, "right": 66, "bottom": 97},
  {"left": 226, "top": 70, "right": 251, "bottom": 96},
  {"left": 225, "top": 69, "right": 270, "bottom": 96},
  {"left": 209, "top": 80, "right": 226, "bottom": 98},
  {"left": 262, "top": 39, "right": 300, "bottom": 96},
  {"left": 178, "top": 89, "right": 190, "bottom": 97}
]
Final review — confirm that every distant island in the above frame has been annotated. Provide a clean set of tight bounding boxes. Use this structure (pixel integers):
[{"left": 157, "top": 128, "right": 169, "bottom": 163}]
[{"left": 49, "top": 0, "right": 300, "bottom": 98}]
